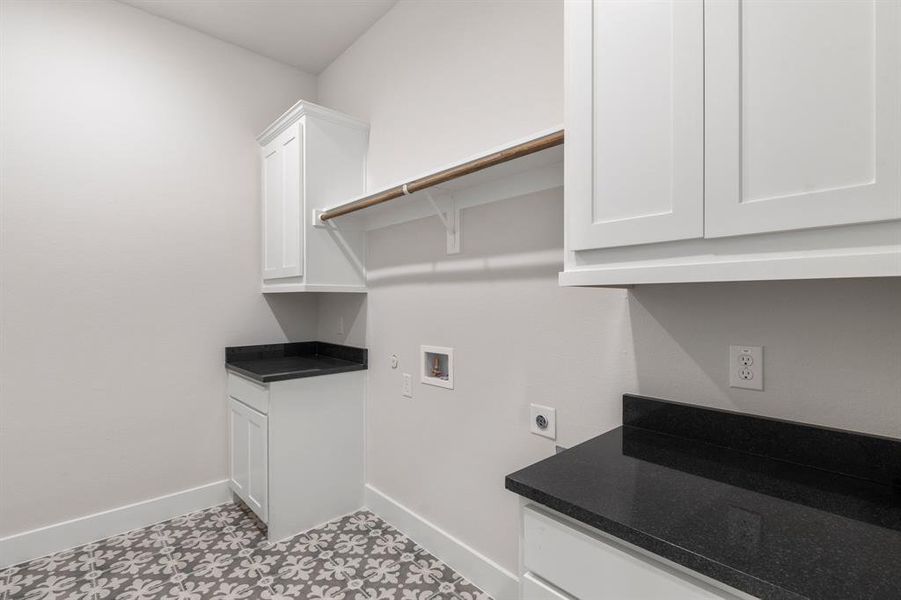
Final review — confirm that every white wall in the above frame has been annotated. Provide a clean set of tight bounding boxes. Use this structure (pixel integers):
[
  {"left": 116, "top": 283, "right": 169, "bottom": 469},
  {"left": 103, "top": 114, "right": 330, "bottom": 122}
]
[
  {"left": 317, "top": 0, "right": 626, "bottom": 575},
  {"left": 317, "top": 294, "right": 367, "bottom": 348},
  {"left": 364, "top": 193, "right": 633, "bottom": 572},
  {"left": 317, "top": 0, "right": 563, "bottom": 191},
  {"left": 0, "top": 0, "right": 318, "bottom": 538},
  {"left": 317, "top": 0, "right": 901, "bottom": 578},
  {"left": 630, "top": 279, "right": 901, "bottom": 438}
]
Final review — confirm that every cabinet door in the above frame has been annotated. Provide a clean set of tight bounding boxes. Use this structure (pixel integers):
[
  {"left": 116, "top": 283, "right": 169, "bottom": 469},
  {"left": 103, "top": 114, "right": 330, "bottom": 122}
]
[
  {"left": 228, "top": 398, "right": 268, "bottom": 522},
  {"left": 705, "top": 0, "right": 901, "bottom": 238},
  {"left": 244, "top": 403, "right": 268, "bottom": 522},
  {"left": 566, "top": 0, "right": 704, "bottom": 250},
  {"left": 261, "top": 121, "right": 304, "bottom": 279},
  {"left": 228, "top": 398, "right": 248, "bottom": 499}
]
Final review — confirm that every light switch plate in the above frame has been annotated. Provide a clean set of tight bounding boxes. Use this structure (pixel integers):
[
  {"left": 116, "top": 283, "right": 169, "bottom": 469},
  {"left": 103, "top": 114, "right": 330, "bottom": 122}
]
[
  {"left": 530, "top": 404, "right": 557, "bottom": 440},
  {"left": 402, "top": 373, "right": 413, "bottom": 398},
  {"left": 730, "top": 345, "right": 763, "bottom": 391}
]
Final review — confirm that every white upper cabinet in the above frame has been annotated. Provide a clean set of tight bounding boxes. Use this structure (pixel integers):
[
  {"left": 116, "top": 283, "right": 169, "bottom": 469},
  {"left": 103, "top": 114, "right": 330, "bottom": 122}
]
[
  {"left": 562, "top": 0, "right": 901, "bottom": 286},
  {"left": 567, "top": 0, "right": 703, "bottom": 250},
  {"left": 705, "top": 0, "right": 901, "bottom": 238},
  {"left": 258, "top": 101, "right": 369, "bottom": 293}
]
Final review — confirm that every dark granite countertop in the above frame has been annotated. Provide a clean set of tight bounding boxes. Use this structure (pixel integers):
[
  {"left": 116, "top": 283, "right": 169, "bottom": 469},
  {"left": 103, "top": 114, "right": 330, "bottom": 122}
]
[
  {"left": 505, "top": 395, "right": 901, "bottom": 600},
  {"left": 225, "top": 341, "right": 367, "bottom": 383}
]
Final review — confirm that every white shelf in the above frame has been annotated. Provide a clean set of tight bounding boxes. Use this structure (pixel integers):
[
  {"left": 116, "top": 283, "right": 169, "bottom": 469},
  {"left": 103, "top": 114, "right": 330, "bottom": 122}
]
[
  {"left": 261, "top": 282, "right": 368, "bottom": 294},
  {"left": 325, "top": 127, "right": 564, "bottom": 232}
]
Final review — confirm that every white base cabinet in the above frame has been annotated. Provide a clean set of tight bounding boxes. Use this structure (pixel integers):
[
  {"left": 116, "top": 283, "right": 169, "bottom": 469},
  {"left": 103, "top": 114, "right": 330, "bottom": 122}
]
[
  {"left": 562, "top": 0, "right": 901, "bottom": 286},
  {"left": 227, "top": 371, "right": 365, "bottom": 541},
  {"left": 520, "top": 505, "right": 754, "bottom": 600}
]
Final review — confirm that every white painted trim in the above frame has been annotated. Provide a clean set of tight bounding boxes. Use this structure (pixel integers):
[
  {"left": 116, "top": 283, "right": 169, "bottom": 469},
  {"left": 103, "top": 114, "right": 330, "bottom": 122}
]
[
  {"left": 257, "top": 99, "right": 369, "bottom": 145},
  {"left": 260, "top": 282, "right": 368, "bottom": 293},
  {"left": 364, "top": 484, "right": 519, "bottom": 600},
  {"left": 0, "top": 480, "right": 231, "bottom": 568},
  {"left": 559, "top": 247, "right": 901, "bottom": 286}
]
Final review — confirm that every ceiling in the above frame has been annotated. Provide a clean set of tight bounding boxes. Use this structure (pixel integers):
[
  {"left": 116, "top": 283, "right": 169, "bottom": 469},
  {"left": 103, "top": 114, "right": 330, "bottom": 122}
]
[{"left": 120, "top": 0, "right": 397, "bottom": 74}]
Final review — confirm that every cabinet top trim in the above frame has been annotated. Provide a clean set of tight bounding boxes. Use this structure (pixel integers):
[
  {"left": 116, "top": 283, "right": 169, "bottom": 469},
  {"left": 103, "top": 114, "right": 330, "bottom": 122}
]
[{"left": 257, "top": 99, "right": 369, "bottom": 146}]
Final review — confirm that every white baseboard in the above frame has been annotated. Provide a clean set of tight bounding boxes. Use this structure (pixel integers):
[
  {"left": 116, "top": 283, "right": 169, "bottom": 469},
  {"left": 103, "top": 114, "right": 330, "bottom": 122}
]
[
  {"left": 0, "top": 480, "right": 231, "bottom": 568},
  {"left": 364, "top": 484, "right": 519, "bottom": 600}
]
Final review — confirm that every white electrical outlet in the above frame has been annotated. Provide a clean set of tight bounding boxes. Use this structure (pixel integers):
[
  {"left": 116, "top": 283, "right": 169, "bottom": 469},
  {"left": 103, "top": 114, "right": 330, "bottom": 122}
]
[
  {"left": 402, "top": 373, "right": 413, "bottom": 398},
  {"left": 530, "top": 404, "right": 557, "bottom": 440},
  {"left": 730, "top": 345, "right": 763, "bottom": 391},
  {"left": 337, "top": 316, "right": 345, "bottom": 336}
]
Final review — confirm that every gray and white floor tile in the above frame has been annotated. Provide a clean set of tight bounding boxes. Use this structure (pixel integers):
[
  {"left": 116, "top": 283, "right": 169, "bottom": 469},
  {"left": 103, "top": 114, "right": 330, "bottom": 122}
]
[{"left": 0, "top": 504, "right": 492, "bottom": 600}]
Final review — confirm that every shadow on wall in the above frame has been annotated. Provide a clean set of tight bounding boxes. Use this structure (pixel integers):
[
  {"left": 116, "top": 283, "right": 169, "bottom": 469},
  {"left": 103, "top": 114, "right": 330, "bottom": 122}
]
[
  {"left": 262, "top": 293, "right": 320, "bottom": 340},
  {"left": 628, "top": 278, "right": 901, "bottom": 437},
  {"left": 318, "top": 293, "right": 367, "bottom": 347},
  {"left": 366, "top": 189, "right": 565, "bottom": 286}
]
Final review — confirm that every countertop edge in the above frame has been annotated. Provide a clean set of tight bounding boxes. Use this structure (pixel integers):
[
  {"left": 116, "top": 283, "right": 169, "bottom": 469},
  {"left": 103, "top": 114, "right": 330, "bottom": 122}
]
[
  {"left": 504, "top": 477, "right": 805, "bottom": 600},
  {"left": 225, "top": 362, "right": 368, "bottom": 383}
]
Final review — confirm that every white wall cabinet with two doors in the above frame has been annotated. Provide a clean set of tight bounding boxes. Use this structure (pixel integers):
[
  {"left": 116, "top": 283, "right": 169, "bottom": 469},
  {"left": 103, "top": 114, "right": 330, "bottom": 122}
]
[
  {"left": 258, "top": 100, "right": 369, "bottom": 293},
  {"left": 561, "top": 0, "right": 901, "bottom": 286}
]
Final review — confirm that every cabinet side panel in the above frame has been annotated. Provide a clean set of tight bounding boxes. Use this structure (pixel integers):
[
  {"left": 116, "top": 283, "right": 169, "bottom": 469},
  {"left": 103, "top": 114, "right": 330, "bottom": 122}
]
[
  {"left": 267, "top": 371, "right": 365, "bottom": 540},
  {"left": 304, "top": 118, "right": 368, "bottom": 288}
]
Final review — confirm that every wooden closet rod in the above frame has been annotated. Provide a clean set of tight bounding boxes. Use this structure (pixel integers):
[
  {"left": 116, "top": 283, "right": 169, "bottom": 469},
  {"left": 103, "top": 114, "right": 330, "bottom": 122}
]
[{"left": 319, "top": 129, "right": 564, "bottom": 222}]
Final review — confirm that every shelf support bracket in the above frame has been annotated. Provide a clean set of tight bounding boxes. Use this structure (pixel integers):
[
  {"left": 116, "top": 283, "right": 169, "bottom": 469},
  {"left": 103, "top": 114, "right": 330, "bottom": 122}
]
[
  {"left": 423, "top": 190, "right": 460, "bottom": 254},
  {"left": 312, "top": 208, "right": 333, "bottom": 229}
]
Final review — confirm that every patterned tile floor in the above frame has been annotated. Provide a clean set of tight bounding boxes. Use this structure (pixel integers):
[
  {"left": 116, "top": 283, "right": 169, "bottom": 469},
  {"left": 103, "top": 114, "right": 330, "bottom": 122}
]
[{"left": 0, "top": 503, "right": 492, "bottom": 600}]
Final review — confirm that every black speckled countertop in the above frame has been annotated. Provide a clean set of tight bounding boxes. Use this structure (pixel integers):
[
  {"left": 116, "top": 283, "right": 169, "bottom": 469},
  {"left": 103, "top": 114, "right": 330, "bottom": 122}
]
[
  {"left": 505, "top": 395, "right": 901, "bottom": 600},
  {"left": 225, "top": 341, "right": 367, "bottom": 383}
]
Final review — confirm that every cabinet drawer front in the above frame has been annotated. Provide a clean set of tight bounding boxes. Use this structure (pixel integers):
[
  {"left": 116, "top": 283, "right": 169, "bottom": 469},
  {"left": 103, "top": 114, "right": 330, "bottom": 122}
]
[
  {"left": 523, "top": 507, "right": 740, "bottom": 600},
  {"left": 227, "top": 372, "right": 269, "bottom": 414}
]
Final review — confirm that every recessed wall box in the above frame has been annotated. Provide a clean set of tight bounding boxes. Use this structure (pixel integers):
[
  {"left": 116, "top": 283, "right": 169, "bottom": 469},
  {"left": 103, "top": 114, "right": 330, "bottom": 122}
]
[{"left": 420, "top": 345, "right": 454, "bottom": 389}]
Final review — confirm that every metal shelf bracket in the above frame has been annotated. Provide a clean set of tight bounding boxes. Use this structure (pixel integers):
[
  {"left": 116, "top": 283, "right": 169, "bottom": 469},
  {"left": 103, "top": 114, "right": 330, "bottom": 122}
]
[{"left": 423, "top": 190, "right": 460, "bottom": 254}]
